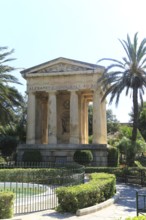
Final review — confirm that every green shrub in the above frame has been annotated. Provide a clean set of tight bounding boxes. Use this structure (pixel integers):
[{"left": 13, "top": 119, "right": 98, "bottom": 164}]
[
  {"left": 73, "top": 150, "right": 93, "bottom": 165},
  {"left": 0, "top": 136, "right": 18, "bottom": 157},
  {"left": 0, "top": 156, "right": 6, "bottom": 164},
  {"left": 22, "top": 150, "right": 42, "bottom": 162},
  {"left": 108, "top": 146, "right": 119, "bottom": 167},
  {"left": 134, "top": 160, "right": 143, "bottom": 168},
  {"left": 137, "top": 156, "right": 146, "bottom": 167},
  {"left": 125, "top": 216, "right": 146, "bottom": 220},
  {"left": 56, "top": 173, "right": 116, "bottom": 213},
  {"left": 88, "top": 135, "right": 93, "bottom": 144},
  {"left": 0, "top": 168, "right": 83, "bottom": 185},
  {"left": 85, "top": 166, "right": 124, "bottom": 177},
  {"left": 0, "top": 192, "right": 15, "bottom": 219}
]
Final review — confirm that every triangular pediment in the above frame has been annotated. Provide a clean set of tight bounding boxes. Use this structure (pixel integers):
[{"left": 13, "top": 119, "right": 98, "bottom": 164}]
[
  {"left": 34, "top": 62, "right": 94, "bottom": 73},
  {"left": 21, "top": 57, "right": 103, "bottom": 75}
]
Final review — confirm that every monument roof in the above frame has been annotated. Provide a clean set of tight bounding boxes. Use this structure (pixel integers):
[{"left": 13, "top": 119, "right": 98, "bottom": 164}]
[{"left": 21, "top": 57, "right": 104, "bottom": 76}]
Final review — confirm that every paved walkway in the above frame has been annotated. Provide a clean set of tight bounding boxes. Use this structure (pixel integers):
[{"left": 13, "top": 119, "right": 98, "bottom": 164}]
[{"left": 8, "top": 183, "right": 145, "bottom": 220}]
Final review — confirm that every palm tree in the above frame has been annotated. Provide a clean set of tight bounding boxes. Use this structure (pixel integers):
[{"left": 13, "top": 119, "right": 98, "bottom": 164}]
[
  {"left": 0, "top": 46, "right": 23, "bottom": 126},
  {"left": 98, "top": 33, "right": 146, "bottom": 143}
]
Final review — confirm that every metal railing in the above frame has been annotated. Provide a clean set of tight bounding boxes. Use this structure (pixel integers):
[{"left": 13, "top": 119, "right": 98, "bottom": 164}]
[
  {"left": 136, "top": 191, "right": 146, "bottom": 216},
  {"left": 0, "top": 162, "right": 85, "bottom": 214},
  {"left": 117, "top": 168, "right": 146, "bottom": 186}
]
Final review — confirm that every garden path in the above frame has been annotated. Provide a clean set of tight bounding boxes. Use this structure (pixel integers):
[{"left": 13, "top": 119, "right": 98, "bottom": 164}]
[{"left": 8, "top": 183, "right": 144, "bottom": 220}]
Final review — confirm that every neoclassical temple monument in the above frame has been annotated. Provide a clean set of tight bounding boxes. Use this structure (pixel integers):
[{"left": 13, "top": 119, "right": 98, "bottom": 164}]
[{"left": 17, "top": 57, "right": 107, "bottom": 166}]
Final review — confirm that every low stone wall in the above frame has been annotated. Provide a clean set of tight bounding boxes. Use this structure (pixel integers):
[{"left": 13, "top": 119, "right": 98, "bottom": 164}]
[{"left": 17, "top": 144, "right": 107, "bottom": 166}]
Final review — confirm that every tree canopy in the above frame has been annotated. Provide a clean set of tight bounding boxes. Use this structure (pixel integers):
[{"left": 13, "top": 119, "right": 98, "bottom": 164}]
[
  {"left": 98, "top": 33, "right": 146, "bottom": 143},
  {"left": 0, "top": 47, "right": 23, "bottom": 126}
]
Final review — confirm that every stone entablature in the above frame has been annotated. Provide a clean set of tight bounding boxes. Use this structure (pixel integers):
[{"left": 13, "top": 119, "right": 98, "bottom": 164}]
[
  {"left": 21, "top": 57, "right": 107, "bottom": 146},
  {"left": 28, "top": 84, "right": 98, "bottom": 92}
]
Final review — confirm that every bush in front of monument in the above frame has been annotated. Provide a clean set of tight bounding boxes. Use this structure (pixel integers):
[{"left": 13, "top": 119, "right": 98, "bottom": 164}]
[
  {"left": 73, "top": 150, "right": 93, "bottom": 165},
  {"left": 22, "top": 150, "right": 42, "bottom": 162}
]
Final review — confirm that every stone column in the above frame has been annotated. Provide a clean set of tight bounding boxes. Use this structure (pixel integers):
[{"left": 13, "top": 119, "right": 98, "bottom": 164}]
[
  {"left": 26, "top": 92, "right": 36, "bottom": 144},
  {"left": 92, "top": 90, "right": 103, "bottom": 144},
  {"left": 48, "top": 91, "right": 57, "bottom": 144},
  {"left": 42, "top": 96, "right": 48, "bottom": 144},
  {"left": 80, "top": 96, "right": 85, "bottom": 143},
  {"left": 78, "top": 93, "right": 82, "bottom": 144},
  {"left": 70, "top": 90, "right": 79, "bottom": 144},
  {"left": 35, "top": 93, "right": 42, "bottom": 144},
  {"left": 84, "top": 99, "right": 89, "bottom": 144},
  {"left": 100, "top": 99, "right": 107, "bottom": 143}
]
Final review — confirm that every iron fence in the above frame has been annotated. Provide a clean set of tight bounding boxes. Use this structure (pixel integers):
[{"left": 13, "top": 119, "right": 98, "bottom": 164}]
[
  {"left": 136, "top": 190, "right": 146, "bottom": 216},
  {"left": 0, "top": 162, "right": 85, "bottom": 214},
  {"left": 117, "top": 168, "right": 146, "bottom": 186}
]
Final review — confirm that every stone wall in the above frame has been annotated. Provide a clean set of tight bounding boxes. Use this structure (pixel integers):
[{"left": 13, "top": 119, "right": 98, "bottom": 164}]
[{"left": 17, "top": 144, "right": 107, "bottom": 167}]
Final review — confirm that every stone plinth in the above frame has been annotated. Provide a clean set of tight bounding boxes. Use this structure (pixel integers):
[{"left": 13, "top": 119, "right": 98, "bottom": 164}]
[{"left": 17, "top": 144, "right": 107, "bottom": 167}]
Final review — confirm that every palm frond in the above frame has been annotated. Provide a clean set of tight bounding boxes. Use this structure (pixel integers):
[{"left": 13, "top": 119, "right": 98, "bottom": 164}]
[
  {"left": 97, "top": 58, "right": 124, "bottom": 66},
  {"left": 137, "top": 38, "right": 146, "bottom": 62},
  {"left": 119, "top": 39, "right": 131, "bottom": 61}
]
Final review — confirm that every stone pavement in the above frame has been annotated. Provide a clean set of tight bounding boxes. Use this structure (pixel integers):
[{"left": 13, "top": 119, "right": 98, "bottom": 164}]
[{"left": 8, "top": 183, "right": 145, "bottom": 220}]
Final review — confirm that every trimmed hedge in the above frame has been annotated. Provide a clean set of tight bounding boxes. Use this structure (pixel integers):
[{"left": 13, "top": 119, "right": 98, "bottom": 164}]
[
  {"left": 0, "top": 156, "right": 6, "bottom": 164},
  {"left": 108, "top": 147, "right": 119, "bottom": 167},
  {"left": 22, "top": 150, "right": 42, "bottom": 162},
  {"left": 56, "top": 173, "right": 116, "bottom": 213},
  {"left": 73, "top": 150, "right": 93, "bottom": 165},
  {"left": 85, "top": 166, "right": 124, "bottom": 177},
  {"left": 0, "top": 192, "right": 15, "bottom": 219},
  {"left": 0, "top": 168, "right": 82, "bottom": 185},
  {"left": 125, "top": 217, "right": 146, "bottom": 220}
]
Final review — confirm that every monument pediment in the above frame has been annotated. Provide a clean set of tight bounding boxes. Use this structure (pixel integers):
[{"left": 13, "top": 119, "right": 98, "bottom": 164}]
[
  {"left": 21, "top": 57, "right": 104, "bottom": 77},
  {"left": 34, "top": 62, "right": 93, "bottom": 73}
]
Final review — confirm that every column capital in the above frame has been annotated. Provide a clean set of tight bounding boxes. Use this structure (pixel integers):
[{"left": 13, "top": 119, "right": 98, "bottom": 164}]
[
  {"left": 47, "top": 90, "right": 57, "bottom": 94},
  {"left": 68, "top": 89, "right": 78, "bottom": 93}
]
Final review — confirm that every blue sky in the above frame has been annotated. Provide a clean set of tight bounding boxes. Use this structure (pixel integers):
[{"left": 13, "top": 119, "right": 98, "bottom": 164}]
[{"left": 1, "top": 0, "right": 146, "bottom": 122}]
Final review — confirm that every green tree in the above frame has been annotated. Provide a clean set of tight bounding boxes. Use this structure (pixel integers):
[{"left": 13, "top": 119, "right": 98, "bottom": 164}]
[
  {"left": 98, "top": 33, "right": 146, "bottom": 145},
  {"left": 0, "top": 47, "right": 24, "bottom": 159},
  {"left": 0, "top": 47, "right": 23, "bottom": 125},
  {"left": 88, "top": 106, "right": 119, "bottom": 136},
  {"left": 138, "top": 102, "right": 146, "bottom": 141},
  {"left": 129, "top": 102, "right": 146, "bottom": 141},
  {"left": 107, "top": 109, "right": 120, "bottom": 134}
]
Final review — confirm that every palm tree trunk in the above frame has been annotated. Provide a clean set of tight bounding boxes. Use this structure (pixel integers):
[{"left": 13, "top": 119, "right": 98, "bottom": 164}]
[{"left": 132, "top": 87, "right": 139, "bottom": 142}]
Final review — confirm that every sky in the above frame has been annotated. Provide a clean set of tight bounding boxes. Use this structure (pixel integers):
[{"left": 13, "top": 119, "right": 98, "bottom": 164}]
[{"left": 1, "top": 0, "right": 146, "bottom": 122}]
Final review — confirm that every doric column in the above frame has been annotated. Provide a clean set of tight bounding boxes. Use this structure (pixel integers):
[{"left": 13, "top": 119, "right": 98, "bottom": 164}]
[
  {"left": 48, "top": 91, "right": 57, "bottom": 144},
  {"left": 41, "top": 95, "right": 48, "bottom": 144},
  {"left": 35, "top": 93, "right": 42, "bottom": 144},
  {"left": 26, "top": 92, "right": 36, "bottom": 144},
  {"left": 80, "top": 96, "right": 85, "bottom": 143},
  {"left": 92, "top": 90, "right": 103, "bottom": 144},
  {"left": 84, "top": 99, "right": 89, "bottom": 144},
  {"left": 100, "top": 99, "right": 107, "bottom": 143},
  {"left": 70, "top": 90, "right": 79, "bottom": 144}
]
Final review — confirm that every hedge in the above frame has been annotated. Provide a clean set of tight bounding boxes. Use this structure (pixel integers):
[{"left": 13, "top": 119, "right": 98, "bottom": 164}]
[
  {"left": 0, "top": 192, "right": 15, "bottom": 219},
  {"left": 85, "top": 167, "right": 124, "bottom": 177},
  {"left": 0, "top": 168, "right": 82, "bottom": 185},
  {"left": 125, "top": 217, "right": 146, "bottom": 220},
  {"left": 56, "top": 173, "right": 116, "bottom": 213},
  {"left": 73, "top": 150, "right": 93, "bottom": 165},
  {"left": 85, "top": 166, "right": 146, "bottom": 176},
  {"left": 22, "top": 150, "right": 42, "bottom": 162},
  {"left": 107, "top": 147, "right": 119, "bottom": 167}
]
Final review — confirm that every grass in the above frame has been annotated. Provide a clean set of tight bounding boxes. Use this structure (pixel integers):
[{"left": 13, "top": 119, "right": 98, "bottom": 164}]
[{"left": 0, "top": 184, "right": 47, "bottom": 197}]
